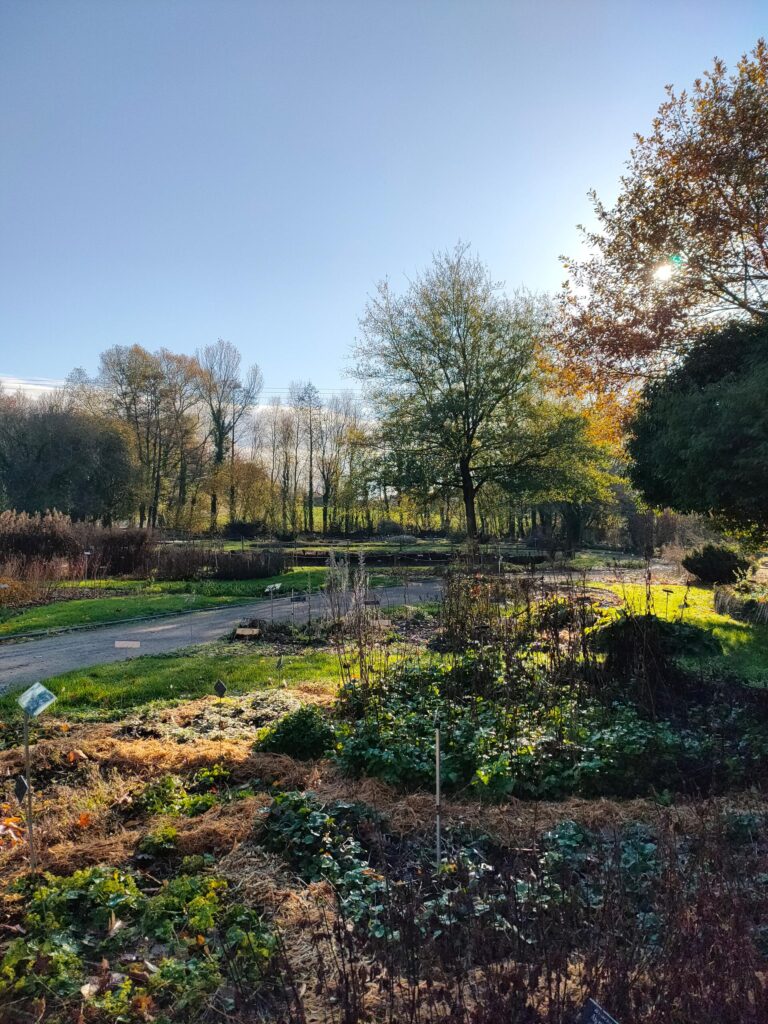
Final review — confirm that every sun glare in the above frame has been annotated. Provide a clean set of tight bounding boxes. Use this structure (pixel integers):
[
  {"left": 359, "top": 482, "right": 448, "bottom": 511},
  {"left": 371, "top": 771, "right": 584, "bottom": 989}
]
[{"left": 653, "top": 263, "right": 674, "bottom": 282}]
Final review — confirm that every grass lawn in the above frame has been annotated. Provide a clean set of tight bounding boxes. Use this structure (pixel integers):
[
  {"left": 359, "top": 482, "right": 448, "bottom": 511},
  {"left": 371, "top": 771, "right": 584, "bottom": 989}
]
[
  {"left": 0, "top": 568, "right": 329, "bottom": 638},
  {"left": 0, "top": 566, "right": 439, "bottom": 638},
  {"left": 0, "top": 645, "right": 341, "bottom": 722},
  {"left": 566, "top": 551, "right": 646, "bottom": 571},
  {"left": 597, "top": 582, "right": 768, "bottom": 684}
]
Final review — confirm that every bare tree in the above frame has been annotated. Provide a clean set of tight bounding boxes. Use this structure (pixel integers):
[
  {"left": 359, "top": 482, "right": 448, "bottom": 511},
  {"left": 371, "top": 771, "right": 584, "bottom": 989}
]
[
  {"left": 317, "top": 393, "right": 356, "bottom": 534},
  {"left": 290, "top": 381, "right": 322, "bottom": 533},
  {"left": 195, "top": 339, "right": 262, "bottom": 530}
]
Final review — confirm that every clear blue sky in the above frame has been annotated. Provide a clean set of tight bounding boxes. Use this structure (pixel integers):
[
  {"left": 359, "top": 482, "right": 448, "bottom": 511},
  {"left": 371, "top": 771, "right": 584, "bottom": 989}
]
[{"left": 0, "top": 0, "right": 764, "bottom": 395}]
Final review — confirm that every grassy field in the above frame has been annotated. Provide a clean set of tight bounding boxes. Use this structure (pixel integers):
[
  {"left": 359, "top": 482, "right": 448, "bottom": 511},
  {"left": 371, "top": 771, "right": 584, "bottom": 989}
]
[
  {"left": 0, "top": 645, "right": 340, "bottom": 721},
  {"left": 0, "top": 568, "right": 330, "bottom": 637},
  {"left": 597, "top": 581, "right": 768, "bottom": 683},
  {"left": 0, "top": 566, "right": 435, "bottom": 638}
]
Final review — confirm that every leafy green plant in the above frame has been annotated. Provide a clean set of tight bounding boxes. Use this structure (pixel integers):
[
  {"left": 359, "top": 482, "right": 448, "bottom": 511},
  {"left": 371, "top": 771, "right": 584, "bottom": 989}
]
[
  {"left": 0, "top": 864, "right": 277, "bottom": 1022},
  {"left": 139, "top": 824, "right": 179, "bottom": 858},
  {"left": 261, "top": 791, "right": 388, "bottom": 939},
  {"left": 137, "top": 774, "right": 219, "bottom": 817},
  {"left": 256, "top": 704, "right": 335, "bottom": 760},
  {"left": 333, "top": 656, "right": 768, "bottom": 800}
]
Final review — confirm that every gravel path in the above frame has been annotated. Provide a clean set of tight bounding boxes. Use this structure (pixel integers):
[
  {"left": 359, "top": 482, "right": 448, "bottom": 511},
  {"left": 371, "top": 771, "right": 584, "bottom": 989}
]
[{"left": 0, "top": 579, "right": 443, "bottom": 693}]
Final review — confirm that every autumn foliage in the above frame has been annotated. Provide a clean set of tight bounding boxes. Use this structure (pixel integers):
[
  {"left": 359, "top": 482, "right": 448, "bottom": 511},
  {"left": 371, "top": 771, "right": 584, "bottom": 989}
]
[{"left": 560, "top": 39, "right": 768, "bottom": 388}]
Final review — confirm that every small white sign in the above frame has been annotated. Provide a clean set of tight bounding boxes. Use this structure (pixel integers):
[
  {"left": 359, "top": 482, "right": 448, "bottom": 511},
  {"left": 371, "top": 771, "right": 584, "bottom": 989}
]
[
  {"left": 115, "top": 640, "right": 141, "bottom": 649},
  {"left": 17, "top": 683, "right": 57, "bottom": 718}
]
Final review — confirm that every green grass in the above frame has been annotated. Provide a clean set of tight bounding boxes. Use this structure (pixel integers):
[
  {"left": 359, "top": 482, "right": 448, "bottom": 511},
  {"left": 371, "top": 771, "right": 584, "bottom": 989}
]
[
  {"left": 0, "top": 566, "right": 441, "bottom": 638},
  {"left": 565, "top": 552, "right": 646, "bottom": 571},
  {"left": 0, "top": 568, "right": 329, "bottom": 638},
  {"left": 596, "top": 582, "right": 768, "bottom": 684},
  {"left": 0, "top": 646, "right": 341, "bottom": 722}
]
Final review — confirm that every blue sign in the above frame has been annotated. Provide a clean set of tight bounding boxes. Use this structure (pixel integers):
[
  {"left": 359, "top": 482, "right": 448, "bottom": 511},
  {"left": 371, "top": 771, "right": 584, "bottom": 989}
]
[{"left": 580, "top": 999, "right": 619, "bottom": 1024}]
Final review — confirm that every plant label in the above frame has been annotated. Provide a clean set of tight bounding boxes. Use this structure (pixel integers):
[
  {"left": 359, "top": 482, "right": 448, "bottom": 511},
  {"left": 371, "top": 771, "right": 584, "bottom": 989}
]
[
  {"left": 17, "top": 683, "right": 56, "bottom": 718},
  {"left": 579, "top": 999, "right": 619, "bottom": 1024},
  {"left": 14, "top": 775, "right": 28, "bottom": 804},
  {"left": 214, "top": 680, "right": 227, "bottom": 698}
]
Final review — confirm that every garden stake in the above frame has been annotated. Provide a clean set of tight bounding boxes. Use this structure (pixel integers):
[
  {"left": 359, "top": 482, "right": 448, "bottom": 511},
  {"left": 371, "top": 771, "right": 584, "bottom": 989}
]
[
  {"left": 214, "top": 679, "right": 227, "bottom": 758},
  {"left": 16, "top": 683, "right": 56, "bottom": 873},
  {"left": 23, "top": 713, "right": 36, "bottom": 871},
  {"left": 435, "top": 713, "right": 441, "bottom": 873}
]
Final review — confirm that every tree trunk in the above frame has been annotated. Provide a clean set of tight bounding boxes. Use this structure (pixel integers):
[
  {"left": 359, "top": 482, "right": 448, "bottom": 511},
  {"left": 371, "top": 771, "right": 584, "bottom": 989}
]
[
  {"left": 307, "top": 413, "right": 314, "bottom": 535},
  {"left": 459, "top": 459, "right": 478, "bottom": 539},
  {"left": 210, "top": 490, "right": 218, "bottom": 533}
]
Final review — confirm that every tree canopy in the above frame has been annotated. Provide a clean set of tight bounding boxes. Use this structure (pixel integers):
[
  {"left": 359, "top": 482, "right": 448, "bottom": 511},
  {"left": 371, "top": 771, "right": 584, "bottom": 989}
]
[
  {"left": 627, "top": 320, "right": 768, "bottom": 533},
  {"left": 561, "top": 39, "right": 768, "bottom": 387},
  {"left": 354, "top": 243, "right": 549, "bottom": 538},
  {"left": 0, "top": 395, "right": 137, "bottom": 523}
]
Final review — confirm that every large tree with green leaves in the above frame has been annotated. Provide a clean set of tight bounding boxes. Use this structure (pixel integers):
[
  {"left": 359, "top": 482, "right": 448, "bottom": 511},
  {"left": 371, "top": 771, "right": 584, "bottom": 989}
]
[
  {"left": 628, "top": 320, "right": 768, "bottom": 534},
  {"left": 354, "top": 244, "right": 548, "bottom": 539}
]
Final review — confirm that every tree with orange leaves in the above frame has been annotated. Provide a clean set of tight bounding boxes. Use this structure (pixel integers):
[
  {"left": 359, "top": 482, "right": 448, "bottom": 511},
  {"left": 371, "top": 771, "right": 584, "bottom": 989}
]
[{"left": 561, "top": 39, "right": 768, "bottom": 387}]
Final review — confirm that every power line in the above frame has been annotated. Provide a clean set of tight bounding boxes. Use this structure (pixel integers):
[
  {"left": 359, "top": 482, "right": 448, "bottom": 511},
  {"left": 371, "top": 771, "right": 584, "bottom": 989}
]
[{"left": 0, "top": 375, "right": 363, "bottom": 397}]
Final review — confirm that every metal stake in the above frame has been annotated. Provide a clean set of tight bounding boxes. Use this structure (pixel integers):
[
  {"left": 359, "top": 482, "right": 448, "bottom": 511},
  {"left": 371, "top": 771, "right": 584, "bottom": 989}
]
[
  {"left": 23, "top": 713, "right": 36, "bottom": 871},
  {"left": 435, "top": 714, "right": 441, "bottom": 873}
]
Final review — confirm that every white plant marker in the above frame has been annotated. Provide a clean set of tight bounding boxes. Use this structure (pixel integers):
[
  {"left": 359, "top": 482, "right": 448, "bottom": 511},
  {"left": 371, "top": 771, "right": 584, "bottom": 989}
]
[{"left": 17, "top": 683, "right": 57, "bottom": 871}]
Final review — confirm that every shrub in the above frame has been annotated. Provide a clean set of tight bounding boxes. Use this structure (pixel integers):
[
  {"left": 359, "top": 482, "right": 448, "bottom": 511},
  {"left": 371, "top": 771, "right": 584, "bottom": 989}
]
[
  {"left": 256, "top": 705, "right": 335, "bottom": 760},
  {"left": 223, "top": 519, "right": 268, "bottom": 539},
  {"left": 153, "top": 544, "right": 284, "bottom": 581},
  {"left": 90, "top": 526, "right": 155, "bottom": 576},
  {"left": 209, "top": 548, "right": 284, "bottom": 580},
  {"left": 0, "top": 510, "right": 80, "bottom": 562},
  {"left": 593, "top": 613, "right": 721, "bottom": 675},
  {"left": 682, "top": 544, "right": 749, "bottom": 584}
]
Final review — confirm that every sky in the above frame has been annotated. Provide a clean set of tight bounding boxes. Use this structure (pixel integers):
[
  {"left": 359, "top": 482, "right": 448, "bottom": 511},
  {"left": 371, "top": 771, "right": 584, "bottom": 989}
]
[{"left": 0, "top": 0, "right": 765, "bottom": 397}]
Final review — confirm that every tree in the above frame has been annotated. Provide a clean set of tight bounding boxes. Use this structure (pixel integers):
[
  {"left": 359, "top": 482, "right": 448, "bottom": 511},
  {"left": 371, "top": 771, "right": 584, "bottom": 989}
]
[
  {"left": 316, "top": 394, "right": 355, "bottom": 534},
  {"left": 627, "top": 320, "right": 768, "bottom": 533},
  {"left": 195, "top": 339, "right": 262, "bottom": 530},
  {"left": 355, "top": 243, "right": 547, "bottom": 539},
  {"left": 96, "top": 345, "right": 167, "bottom": 527},
  {"left": 495, "top": 403, "right": 616, "bottom": 554},
  {"left": 291, "top": 381, "right": 321, "bottom": 533},
  {"left": 0, "top": 393, "right": 137, "bottom": 522},
  {"left": 157, "top": 350, "right": 206, "bottom": 528},
  {"left": 561, "top": 39, "right": 768, "bottom": 386}
]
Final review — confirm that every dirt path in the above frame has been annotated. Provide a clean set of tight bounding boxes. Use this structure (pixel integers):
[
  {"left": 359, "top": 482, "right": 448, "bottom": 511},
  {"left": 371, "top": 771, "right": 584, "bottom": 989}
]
[{"left": 0, "top": 579, "right": 443, "bottom": 692}]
